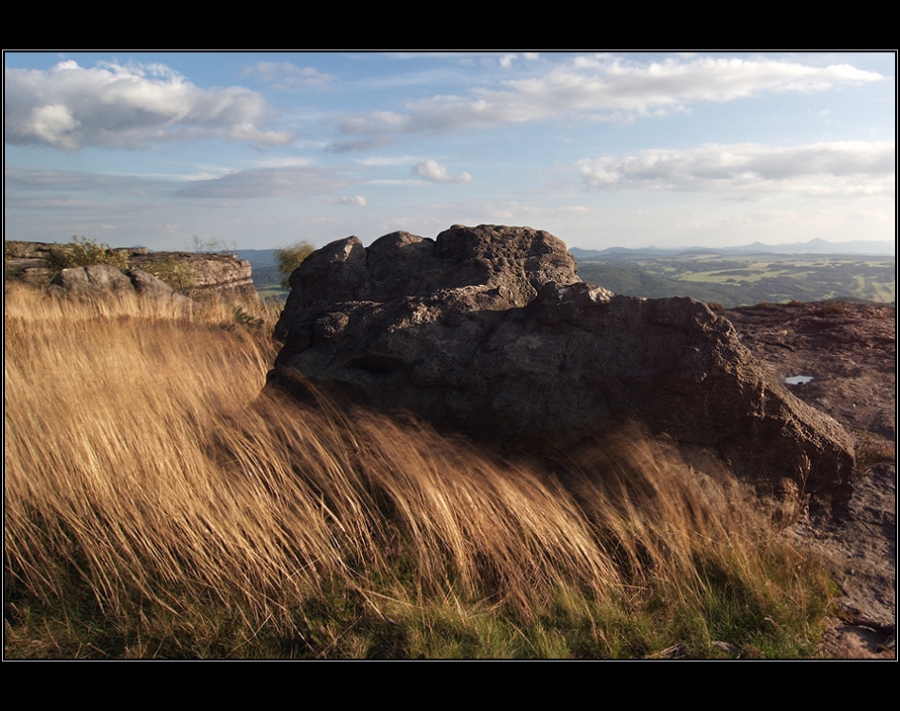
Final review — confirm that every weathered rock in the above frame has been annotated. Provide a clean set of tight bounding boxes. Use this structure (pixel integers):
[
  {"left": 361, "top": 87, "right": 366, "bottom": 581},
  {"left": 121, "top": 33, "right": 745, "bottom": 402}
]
[
  {"left": 4, "top": 240, "right": 257, "bottom": 302},
  {"left": 4, "top": 257, "right": 53, "bottom": 287},
  {"left": 725, "top": 301, "right": 896, "bottom": 440},
  {"left": 270, "top": 224, "right": 856, "bottom": 505},
  {"left": 130, "top": 252, "right": 256, "bottom": 301},
  {"left": 49, "top": 264, "right": 193, "bottom": 307},
  {"left": 273, "top": 225, "right": 581, "bottom": 340}
]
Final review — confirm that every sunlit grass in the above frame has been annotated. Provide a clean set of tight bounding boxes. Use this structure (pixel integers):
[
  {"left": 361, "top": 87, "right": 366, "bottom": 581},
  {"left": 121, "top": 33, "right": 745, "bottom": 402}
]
[{"left": 4, "top": 284, "right": 838, "bottom": 658}]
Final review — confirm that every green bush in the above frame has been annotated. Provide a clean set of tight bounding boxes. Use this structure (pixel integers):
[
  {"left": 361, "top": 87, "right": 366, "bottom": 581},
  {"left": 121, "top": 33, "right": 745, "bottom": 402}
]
[
  {"left": 140, "top": 256, "right": 195, "bottom": 295},
  {"left": 47, "top": 236, "right": 130, "bottom": 277},
  {"left": 274, "top": 242, "right": 314, "bottom": 289}
]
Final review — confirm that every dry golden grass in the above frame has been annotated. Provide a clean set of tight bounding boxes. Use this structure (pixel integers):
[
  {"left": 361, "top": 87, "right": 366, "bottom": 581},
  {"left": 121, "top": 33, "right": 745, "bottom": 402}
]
[{"left": 4, "top": 285, "right": 836, "bottom": 658}]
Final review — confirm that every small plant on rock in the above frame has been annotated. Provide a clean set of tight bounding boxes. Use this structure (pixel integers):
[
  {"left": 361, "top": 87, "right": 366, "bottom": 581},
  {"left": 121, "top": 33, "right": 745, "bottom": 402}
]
[
  {"left": 47, "top": 236, "right": 130, "bottom": 277},
  {"left": 141, "top": 255, "right": 195, "bottom": 296}
]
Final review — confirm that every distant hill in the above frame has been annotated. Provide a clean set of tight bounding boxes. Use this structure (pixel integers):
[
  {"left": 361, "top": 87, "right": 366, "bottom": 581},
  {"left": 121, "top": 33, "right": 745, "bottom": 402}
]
[
  {"left": 575, "top": 263, "right": 772, "bottom": 306},
  {"left": 234, "top": 249, "right": 279, "bottom": 267},
  {"left": 570, "top": 239, "right": 895, "bottom": 260}
]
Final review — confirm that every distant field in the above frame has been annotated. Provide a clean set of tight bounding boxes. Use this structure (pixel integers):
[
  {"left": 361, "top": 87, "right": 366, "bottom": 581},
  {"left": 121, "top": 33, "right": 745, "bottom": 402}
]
[
  {"left": 576, "top": 254, "right": 895, "bottom": 307},
  {"left": 249, "top": 265, "right": 289, "bottom": 300}
]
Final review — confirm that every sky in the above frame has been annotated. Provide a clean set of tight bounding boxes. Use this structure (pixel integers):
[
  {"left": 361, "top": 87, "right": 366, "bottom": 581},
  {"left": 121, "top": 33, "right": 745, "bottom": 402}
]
[{"left": 4, "top": 51, "right": 896, "bottom": 252}]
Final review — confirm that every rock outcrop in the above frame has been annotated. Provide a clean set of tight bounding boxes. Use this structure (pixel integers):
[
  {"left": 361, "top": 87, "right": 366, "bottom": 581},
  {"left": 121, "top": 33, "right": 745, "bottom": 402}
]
[
  {"left": 5, "top": 241, "right": 256, "bottom": 302},
  {"left": 49, "top": 264, "right": 193, "bottom": 307},
  {"left": 270, "top": 224, "right": 856, "bottom": 506},
  {"left": 130, "top": 252, "right": 256, "bottom": 301}
]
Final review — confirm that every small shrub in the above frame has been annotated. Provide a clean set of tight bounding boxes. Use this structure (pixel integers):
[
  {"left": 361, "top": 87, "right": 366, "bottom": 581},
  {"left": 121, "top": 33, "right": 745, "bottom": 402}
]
[
  {"left": 813, "top": 302, "right": 849, "bottom": 317},
  {"left": 275, "top": 242, "right": 315, "bottom": 289},
  {"left": 851, "top": 429, "right": 896, "bottom": 471},
  {"left": 140, "top": 256, "right": 195, "bottom": 295},
  {"left": 4, "top": 241, "right": 24, "bottom": 283},
  {"left": 232, "top": 306, "right": 265, "bottom": 332},
  {"left": 47, "top": 236, "right": 130, "bottom": 276},
  {"left": 5, "top": 240, "right": 26, "bottom": 260}
]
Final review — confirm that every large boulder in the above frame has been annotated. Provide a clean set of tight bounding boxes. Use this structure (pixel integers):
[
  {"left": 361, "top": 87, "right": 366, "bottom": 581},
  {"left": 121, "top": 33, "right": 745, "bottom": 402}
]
[{"left": 269, "top": 224, "right": 856, "bottom": 506}]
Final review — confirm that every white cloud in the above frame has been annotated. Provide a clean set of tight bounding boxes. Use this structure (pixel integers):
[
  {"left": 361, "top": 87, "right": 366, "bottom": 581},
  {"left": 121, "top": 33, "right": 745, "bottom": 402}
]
[
  {"left": 358, "top": 154, "right": 420, "bottom": 166},
  {"left": 244, "top": 156, "right": 311, "bottom": 169},
  {"left": 27, "top": 104, "right": 80, "bottom": 151},
  {"left": 499, "top": 54, "right": 518, "bottom": 69},
  {"left": 228, "top": 122, "right": 294, "bottom": 145},
  {"left": 239, "top": 61, "right": 337, "bottom": 89},
  {"left": 413, "top": 158, "right": 472, "bottom": 184},
  {"left": 364, "top": 179, "right": 424, "bottom": 186},
  {"left": 5, "top": 60, "right": 292, "bottom": 151},
  {"left": 577, "top": 141, "right": 895, "bottom": 197},
  {"left": 174, "top": 166, "right": 356, "bottom": 199},
  {"left": 5, "top": 165, "right": 171, "bottom": 195},
  {"left": 328, "top": 55, "right": 885, "bottom": 149},
  {"left": 328, "top": 195, "right": 367, "bottom": 207}
]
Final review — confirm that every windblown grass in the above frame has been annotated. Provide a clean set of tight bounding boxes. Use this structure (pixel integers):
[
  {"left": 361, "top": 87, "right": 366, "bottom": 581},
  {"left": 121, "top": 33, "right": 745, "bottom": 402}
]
[{"left": 4, "top": 285, "right": 836, "bottom": 658}]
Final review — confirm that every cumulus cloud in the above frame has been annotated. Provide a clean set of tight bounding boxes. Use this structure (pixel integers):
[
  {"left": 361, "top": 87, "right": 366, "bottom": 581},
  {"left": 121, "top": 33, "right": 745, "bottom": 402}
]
[
  {"left": 5, "top": 59, "right": 293, "bottom": 151},
  {"left": 239, "top": 61, "right": 337, "bottom": 89},
  {"left": 328, "top": 55, "right": 884, "bottom": 149},
  {"left": 499, "top": 53, "right": 538, "bottom": 67},
  {"left": 413, "top": 158, "right": 472, "bottom": 184},
  {"left": 27, "top": 104, "right": 81, "bottom": 151},
  {"left": 577, "top": 141, "right": 895, "bottom": 197},
  {"left": 173, "top": 166, "right": 355, "bottom": 199}
]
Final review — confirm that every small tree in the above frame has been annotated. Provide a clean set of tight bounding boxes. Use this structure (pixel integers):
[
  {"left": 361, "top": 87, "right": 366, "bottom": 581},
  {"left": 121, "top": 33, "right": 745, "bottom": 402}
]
[
  {"left": 275, "top": 241, "right": 314, "bottom": 289},
  {"left": 190, "top": 235, "right": 226, "bottom": 253}
]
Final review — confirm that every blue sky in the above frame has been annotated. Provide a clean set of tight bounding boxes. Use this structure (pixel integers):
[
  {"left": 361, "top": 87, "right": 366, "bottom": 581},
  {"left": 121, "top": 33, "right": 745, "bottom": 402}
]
[{"left": 4, "top": 51, "right": 895, "bottom": 252}]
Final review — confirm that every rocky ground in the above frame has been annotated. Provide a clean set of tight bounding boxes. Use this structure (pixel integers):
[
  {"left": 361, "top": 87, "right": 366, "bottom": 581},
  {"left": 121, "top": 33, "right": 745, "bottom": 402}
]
[{"left": 725, "top": 301, "right": 896, "bottom": 658}]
